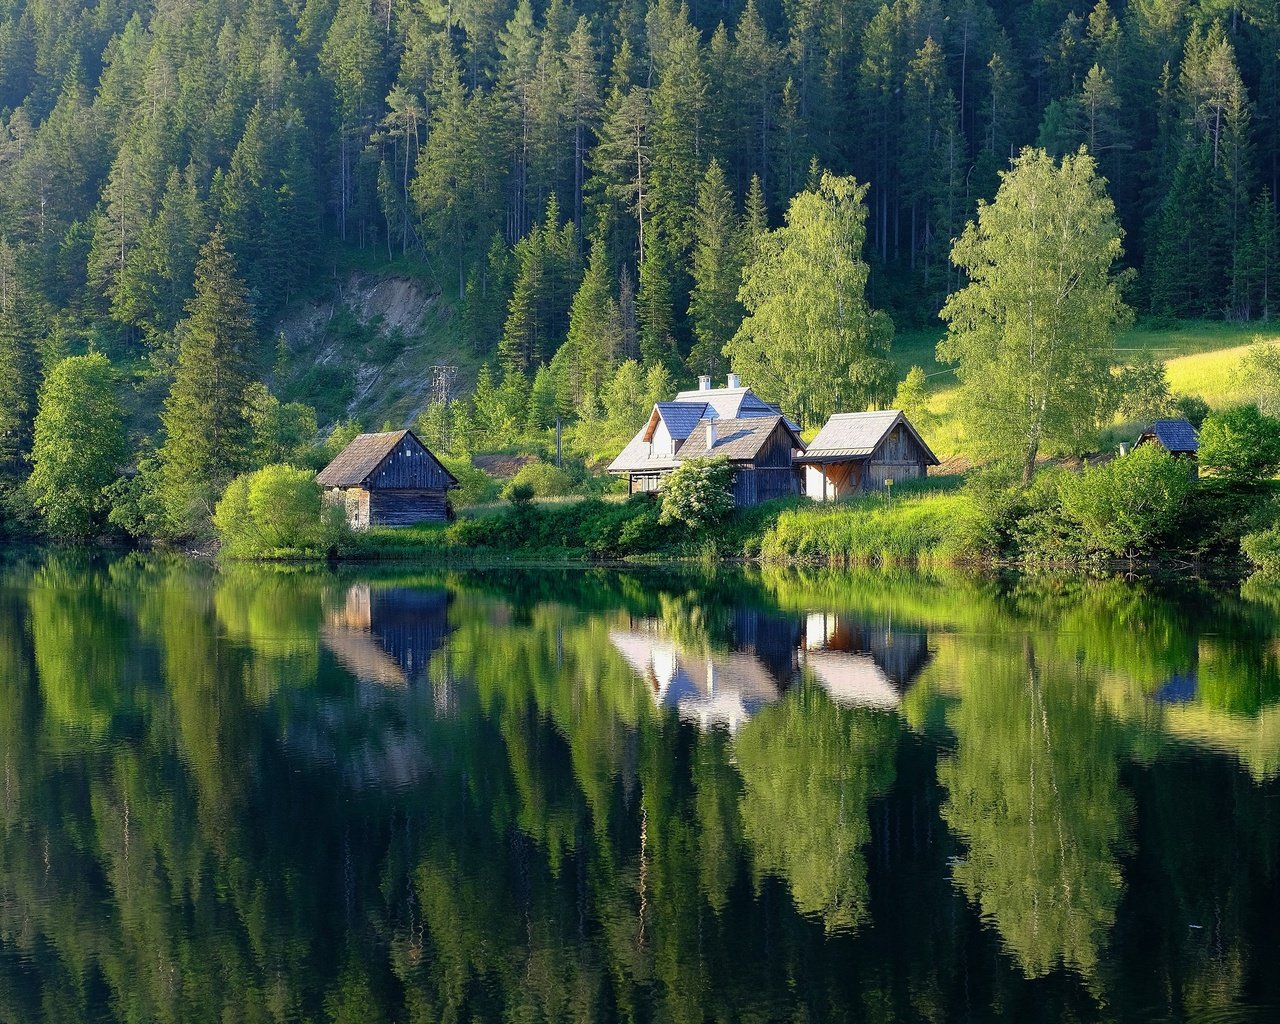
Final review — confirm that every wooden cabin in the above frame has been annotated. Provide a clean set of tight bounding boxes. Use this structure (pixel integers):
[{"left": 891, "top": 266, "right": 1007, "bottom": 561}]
[
  {"left": 607, "top": 374, "right": 803, "bottom": 504},
  {"left": 794, "top": 411, "right": 938, "bottom": 501},
  {"left": 316, "top": 429, "right": 458, "bottom": 530}
]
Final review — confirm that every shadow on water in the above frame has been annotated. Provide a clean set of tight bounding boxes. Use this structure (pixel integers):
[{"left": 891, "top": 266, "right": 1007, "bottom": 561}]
[{"left": 0, "top": 552, "right": 1278, "bottom": 1021}]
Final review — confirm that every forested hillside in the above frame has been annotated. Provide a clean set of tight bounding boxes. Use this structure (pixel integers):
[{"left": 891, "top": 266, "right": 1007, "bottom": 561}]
[{"left": 1, "top": 0, "right": 1279, "bottom": 539}]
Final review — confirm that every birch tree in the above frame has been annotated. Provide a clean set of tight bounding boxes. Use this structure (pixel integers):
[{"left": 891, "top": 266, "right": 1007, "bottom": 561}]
[
  {"left": 939, "top": 147, "right": 1132, "bottom": 483},
  {"left": 726, "top": 172, "right": 893, "bottom": 429}
]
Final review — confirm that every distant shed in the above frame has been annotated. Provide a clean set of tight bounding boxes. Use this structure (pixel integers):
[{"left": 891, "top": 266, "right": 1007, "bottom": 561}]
[
  {"left": 1135, "top": 418, "right": 1199, "bottom": 457},
  {"left": 316, "top": 429, "right": 458, "bottom": 530}
]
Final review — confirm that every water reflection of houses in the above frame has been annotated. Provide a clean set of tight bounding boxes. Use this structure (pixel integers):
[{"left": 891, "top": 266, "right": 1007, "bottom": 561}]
[
  {"left": 284, "top": 585, "right": 454, "bottom": 791},
  {"left": 609, "top": 607, "right": 930, "bottom": 731},
  {"left": 801, "top": 612, "right": 931, "bottom": 710},
  {"left": 322, "top": 585, "right": 452, "bottom": 689}
]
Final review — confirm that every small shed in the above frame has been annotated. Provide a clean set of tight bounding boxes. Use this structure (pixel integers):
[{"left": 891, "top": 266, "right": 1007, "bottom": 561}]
[
  {"left": 794, "top": 410, "right": 939, "bottom": 501},
  {"left": 316, "top": 429, "right": 458, "bottom": 530},
  {"left": 1135, "top": 418, "right": 1199, "bottom": 459}
]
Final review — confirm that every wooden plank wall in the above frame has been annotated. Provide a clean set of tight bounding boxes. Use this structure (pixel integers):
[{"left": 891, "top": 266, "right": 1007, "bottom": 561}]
[
  {"left": 732, "top": 467, "right": 801, "bottom": 506},
  {"left": 367, "top": 436, "right": 456, "bottom": 491},
  {"left": 369, "top": 490, "right": 449, "bottom": 526}
]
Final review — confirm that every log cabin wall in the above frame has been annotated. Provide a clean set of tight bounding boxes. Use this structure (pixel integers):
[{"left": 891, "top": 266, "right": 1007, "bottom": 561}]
[
  {"left": 369, "top": 489, "right": 449, "bottom": 527},
  {"left": 366, "top": 435, "right": 456, "bottom": 490}
]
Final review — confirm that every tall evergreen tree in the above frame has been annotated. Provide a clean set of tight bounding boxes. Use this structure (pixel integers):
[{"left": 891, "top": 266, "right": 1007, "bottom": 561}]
[
  {"left": 157, "top": 229, "right": 257, "bottom": 535},
  {"left": 687, "top": 160, "right": 743, "bottom": 377}
]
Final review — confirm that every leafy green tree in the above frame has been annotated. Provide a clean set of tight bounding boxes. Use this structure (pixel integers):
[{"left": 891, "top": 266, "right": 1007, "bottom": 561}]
[
  {"left": 213, "top": 464, "right": 340, "bottom": 556},
  {"left": 939, "top": 148, "right": 1133, "bottom": 482},
  {"left": 727, "top": 173, "right": 894, "bottom": 429},
  {"left": 157, "top": 229, "right": 258, "bottom": 536},
  {"left": 1198, "top": 406, "right": 1280, "bottom": 484},
  {"left": 1236, "top": 339, "right": 1280, "bottom": 416},
  {"left": 27, "top": 353, "right": 126, "bottom": 538},
  {"left": 659, "top": 456, "right": 734, "bottom": 530}
]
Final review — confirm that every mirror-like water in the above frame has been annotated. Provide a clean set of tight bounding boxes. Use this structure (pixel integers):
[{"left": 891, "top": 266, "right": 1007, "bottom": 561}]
[{"left": 2, "top": 553, "right": 1278, "bottom": 1022}]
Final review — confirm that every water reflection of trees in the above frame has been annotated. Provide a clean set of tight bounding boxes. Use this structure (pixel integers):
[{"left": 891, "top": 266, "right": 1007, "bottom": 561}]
[{"left": 0, "top": 557, "right": 1278, "bottom": 1021}]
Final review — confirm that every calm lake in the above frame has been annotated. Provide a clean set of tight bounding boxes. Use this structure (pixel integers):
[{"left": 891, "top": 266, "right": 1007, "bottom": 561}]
[{"left": 1, "top": 553, "right": 1278, "bottom": 1022}]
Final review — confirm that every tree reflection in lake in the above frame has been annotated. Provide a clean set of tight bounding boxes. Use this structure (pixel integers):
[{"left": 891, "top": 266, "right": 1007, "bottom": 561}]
[{"left": 0, "top": 554, "right": 1278, "bottom": 1021}]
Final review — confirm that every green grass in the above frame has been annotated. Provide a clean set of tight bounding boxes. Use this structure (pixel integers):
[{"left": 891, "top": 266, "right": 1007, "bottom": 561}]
[{"left": 760, "top": 482, "right": 982, "bottom": 565}]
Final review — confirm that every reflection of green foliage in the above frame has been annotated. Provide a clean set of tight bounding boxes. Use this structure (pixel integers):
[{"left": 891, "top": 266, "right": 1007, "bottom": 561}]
[
  {"left": 29, "top": 558, "right": 130, "bottom": 735},
  {"left": 939, "top": 639, "right": 1132, "bottom": 981},
  {"left": 735, "top": 685, "right": 899, "bottom": 933}
]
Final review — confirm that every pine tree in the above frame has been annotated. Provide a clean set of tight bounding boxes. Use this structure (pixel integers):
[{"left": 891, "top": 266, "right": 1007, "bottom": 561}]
[
  {"left": 561, "top": 237, "right": 621, "bottom": 408},
  {"left": 687, "top": 160, "right": 743, "bottom": 377},
  {"left": 638, "top": 233, "right": 675, "bottom": 367},
  {"left": 157, "top": 229, "right": 258, "bottom": 536}
]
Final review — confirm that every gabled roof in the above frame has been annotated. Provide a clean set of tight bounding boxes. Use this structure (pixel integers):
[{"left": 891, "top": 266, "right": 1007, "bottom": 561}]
[
  {"left": 671, "top": 385, "right": 799, "bottom": 429},
  {"left": 676, "top": 415, "right": 803, "bottom": 462},
  {"left": 644, "top": 401, "right": 709, "bottom": 442},
  {"left": 1140, "top": 418, "right": 1199, "bottom": 453},
  {"left": 316, "top": 430, "right": 458, "bottom": 488},
  {"left": 795, "top": 410, "right": 939, "bottom": 465}
]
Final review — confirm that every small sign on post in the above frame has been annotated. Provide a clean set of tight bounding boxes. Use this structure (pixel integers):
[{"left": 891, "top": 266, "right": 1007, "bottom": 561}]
[{"left": 884, "top": 477, "right": 894, "bottom": 504}]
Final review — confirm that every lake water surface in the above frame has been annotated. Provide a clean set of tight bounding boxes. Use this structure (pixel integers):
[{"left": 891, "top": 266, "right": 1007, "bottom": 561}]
[{"left": 1, "top": 553, "right": 1279, "bottom": 1022}]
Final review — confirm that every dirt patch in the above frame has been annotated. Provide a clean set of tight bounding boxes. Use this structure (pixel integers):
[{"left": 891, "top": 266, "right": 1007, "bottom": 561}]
[{"left": 472, "top": 454, "right": 539, "bottom": 479}]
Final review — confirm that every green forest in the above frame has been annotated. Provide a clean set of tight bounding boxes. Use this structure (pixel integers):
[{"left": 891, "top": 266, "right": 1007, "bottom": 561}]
[{"left": 1, "top": 0, "right": 1279, "bottom": 540}]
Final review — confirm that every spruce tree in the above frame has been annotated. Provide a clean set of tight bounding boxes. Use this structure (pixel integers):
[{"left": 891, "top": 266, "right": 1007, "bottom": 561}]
[
  {"left": 688, "top": 160, "right": 743, "bottom": 377},
  {"left": 157, "top": 228, "right": 257, "bottom": 536}
]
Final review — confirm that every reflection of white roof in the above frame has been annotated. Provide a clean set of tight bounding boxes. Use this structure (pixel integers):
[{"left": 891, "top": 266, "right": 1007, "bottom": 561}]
[
  {"left": 608, "top": 626, "right": 783, "bottom": 733},
  {"left": 802, "top": 650, "right": 901, "bottom": 710}
]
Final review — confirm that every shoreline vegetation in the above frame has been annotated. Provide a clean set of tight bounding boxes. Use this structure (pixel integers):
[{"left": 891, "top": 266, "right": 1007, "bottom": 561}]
[{"left": 200, "top": 462, "right": 1280, "bottom": 581}]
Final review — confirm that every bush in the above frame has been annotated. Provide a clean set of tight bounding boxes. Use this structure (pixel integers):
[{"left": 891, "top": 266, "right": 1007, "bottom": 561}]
[
  {"left": 660, "top": 457, "right": 735, "bottom": 531},
  {"left": 1243, "top": 525, "right": 1280, "bottom": 576},
  {"left": 213, "top": 465, "right": 345, "bottom": 557},
  {"left": 1199, "top": 405, "right": 1280, "bottom": 483},
  {"left": 503, "top": 461, "right": 573, "bottom": 499},
  {"left": 1057, "top": 444, "right": 1194, "bottom": 557},
  {"left": 440, "top": 455, "right": 501, "bottom": 508}
]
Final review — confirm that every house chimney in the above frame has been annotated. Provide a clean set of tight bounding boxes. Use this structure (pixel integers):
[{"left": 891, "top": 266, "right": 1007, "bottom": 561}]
[
  {"left": 698, "top": 374, "right": 712, "bottom": 391},
  {"left": 706, "top": 420, "right": 717, "bottom": 449},
  {"left": 726, "top": 372, "right": 741, "bottom": 389}
]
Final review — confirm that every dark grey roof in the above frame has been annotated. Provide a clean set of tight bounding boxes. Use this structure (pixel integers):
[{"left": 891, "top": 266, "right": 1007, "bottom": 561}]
[
  {"left": 795, "top": 411, "right": 940, "bottom": 465},
  {"left": 1142, "top": 418, "right": 1199, "bottom": 453},
  {"left": 316, "top": 430, "right": 458, "bottom": 488},
  {"left": 676, "top": 416, "right": 802, "bottom": 462},
  {"left": 654, "top": 401, "right": 708, "bottom": 440}
]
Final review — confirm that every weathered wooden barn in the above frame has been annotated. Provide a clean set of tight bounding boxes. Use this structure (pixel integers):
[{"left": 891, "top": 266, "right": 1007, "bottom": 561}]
[
  {"left": 607, "top": 374, "right": 803, "bottom": 504},
  {"left": 794, "top": 410, "right": 938, "bottom": 501},
  {"left": 316, "top": 430, "right": 458, "bottom": 529}
]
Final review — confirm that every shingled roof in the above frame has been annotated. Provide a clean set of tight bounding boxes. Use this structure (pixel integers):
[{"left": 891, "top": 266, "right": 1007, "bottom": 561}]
[
  {"left": 1139, "top": 418, "right": 1199, "bottom": 453},
  {"left": 676, "top": 415, "right": 803, "bottom": 462},
  {"left": 795, "top": 410, "right": 939, "bottom": 465},
  {"left": 315, "top": 430, "right": 459, "bottom": 489}
]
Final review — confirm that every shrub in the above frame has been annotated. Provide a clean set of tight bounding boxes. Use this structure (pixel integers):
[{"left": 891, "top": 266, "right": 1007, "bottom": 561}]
[
  {"left": 504, "top": 461, "right": 573, "bottom": 499},
  {"left": 1057, "top": 444, "right": 1194, "bottom": 557},
  {"left": 1243, "top": 525, "right": 1280, "bottom": 576},
  {"left": 213, "top": 465, "right": 344, "bottom": 557},
  {"left": 1172, "top": 394, "right": 1210, "bottom": 430},
  {"left": 506, "top": 482, "right": 535, "bottom": 505},
  {"left": 660, "top": 457, "right": 735, "bottom": 531},
  {"left": 1199, "top": 405, "right": 1280, "bottom": 483},
  {"left": 440, "top": 455, "right": 501, "bottom": 508}
]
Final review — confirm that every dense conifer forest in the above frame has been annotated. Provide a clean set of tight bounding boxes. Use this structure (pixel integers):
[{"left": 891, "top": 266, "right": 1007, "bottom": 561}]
[{"left": 1, "top": 0, "right": 1278, "bottom": 540}]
